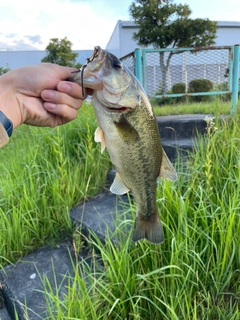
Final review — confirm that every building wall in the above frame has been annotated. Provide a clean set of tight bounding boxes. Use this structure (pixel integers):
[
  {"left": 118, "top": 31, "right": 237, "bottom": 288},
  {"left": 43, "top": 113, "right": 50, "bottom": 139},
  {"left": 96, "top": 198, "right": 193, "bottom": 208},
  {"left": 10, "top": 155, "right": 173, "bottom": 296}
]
[
  {"left": 0, "top": 50, "right": 93, "bottom": 70},
  {"left": 105, "top": 20, "right": 139, "bottom": 58},
  {"left": 106, "top": 20, "right": 240, "bottom": 59},
  {"left": 119, "top": 21, "right": 139, "bottom": 58},
  {"left": 113, "top": 21, "right": 240, "bottom": 97},
  {"left": 216, "top": 21, "right": 240, "bottom": 46},
  {"left": 104, "top": 22, "right": 121, "bottom": 58},
  {"left": 1, "top": 20, "right": 240, "bottom": 70}
]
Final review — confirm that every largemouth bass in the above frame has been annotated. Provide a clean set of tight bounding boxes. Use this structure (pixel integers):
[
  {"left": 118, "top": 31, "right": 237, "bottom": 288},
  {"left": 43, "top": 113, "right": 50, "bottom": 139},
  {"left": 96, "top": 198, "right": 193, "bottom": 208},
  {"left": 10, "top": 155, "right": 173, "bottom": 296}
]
[{"left": 70, "top": 46, "right": 177, "bottom": 244}]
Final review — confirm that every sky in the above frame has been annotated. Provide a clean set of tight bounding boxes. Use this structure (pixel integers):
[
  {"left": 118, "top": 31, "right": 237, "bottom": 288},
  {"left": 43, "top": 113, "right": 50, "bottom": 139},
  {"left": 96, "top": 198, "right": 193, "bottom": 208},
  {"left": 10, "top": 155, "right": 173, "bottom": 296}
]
[{"left": 0, "top": 0, "right": 240, "bottom": 51}]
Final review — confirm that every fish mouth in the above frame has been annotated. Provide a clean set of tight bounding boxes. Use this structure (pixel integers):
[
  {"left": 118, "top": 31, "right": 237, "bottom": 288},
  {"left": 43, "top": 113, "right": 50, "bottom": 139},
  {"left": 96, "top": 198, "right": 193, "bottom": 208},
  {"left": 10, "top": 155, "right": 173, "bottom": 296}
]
[
  {"left": 80, "top": 46, "right": 101, "bottom": 96},
  {"left": 107, "top": 106, "right": 130, "bottom": 112},
  {"left": 97, "top": 99, "right": 131, "bottom": 113},
  {"left": 97, "top": 92, "right": 132, "bottom": 113}
]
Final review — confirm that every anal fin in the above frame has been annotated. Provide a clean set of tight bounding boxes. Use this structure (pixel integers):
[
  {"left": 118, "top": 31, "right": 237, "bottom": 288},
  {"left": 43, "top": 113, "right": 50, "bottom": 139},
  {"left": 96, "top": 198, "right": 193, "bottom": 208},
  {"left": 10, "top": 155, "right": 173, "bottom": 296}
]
[{"left": 110, "top": 172, "right": 130, "bottom": 195}]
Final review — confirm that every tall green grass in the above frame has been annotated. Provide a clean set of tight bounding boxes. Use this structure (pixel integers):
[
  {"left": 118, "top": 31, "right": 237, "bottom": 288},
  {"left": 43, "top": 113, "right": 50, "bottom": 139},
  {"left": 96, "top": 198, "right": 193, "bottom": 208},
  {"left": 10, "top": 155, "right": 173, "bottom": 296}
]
[
  {"left": 0, "top": 103, "right": 111, "bottom": 266},
  {"left": 152, "top": 100, "right": 230, "bottom": 116},
  {"left": 42, "top": 114, "right": 240, "bottom": 319},
  {"left": 1, "top": 101, "right": 240, "bottom": 319}
]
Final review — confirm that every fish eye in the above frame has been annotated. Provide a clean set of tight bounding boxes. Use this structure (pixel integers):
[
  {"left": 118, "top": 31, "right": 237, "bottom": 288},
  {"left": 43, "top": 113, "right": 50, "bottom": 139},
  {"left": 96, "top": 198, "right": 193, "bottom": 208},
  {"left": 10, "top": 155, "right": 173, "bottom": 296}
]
[{"left": 112, "top": 60, "right": 122, "bottom": 70}]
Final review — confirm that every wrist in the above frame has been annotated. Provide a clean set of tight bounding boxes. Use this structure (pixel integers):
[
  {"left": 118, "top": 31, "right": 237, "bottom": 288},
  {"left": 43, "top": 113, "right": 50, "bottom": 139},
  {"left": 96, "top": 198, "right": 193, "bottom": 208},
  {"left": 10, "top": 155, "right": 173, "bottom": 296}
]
[
  {"left": 0, "top": 111, "right": 13, "bottom": 147},
  {"left": 0, "top": 71, "right": 23, "bottom": 128},
  {"left": 0, "top": 111, "right": 13, "bottom": 136}
]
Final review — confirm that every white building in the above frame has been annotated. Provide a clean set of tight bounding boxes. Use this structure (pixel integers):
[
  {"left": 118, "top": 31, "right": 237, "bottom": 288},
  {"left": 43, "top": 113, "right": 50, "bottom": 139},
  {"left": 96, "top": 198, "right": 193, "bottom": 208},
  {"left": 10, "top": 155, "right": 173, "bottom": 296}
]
[
  {"left": 1, "top": 21, "right": 240, "bottom": 70},
  {"left": 0, "top": 50, "right": 93, "bottom": 70},
  {"left": 105, "top": 20, "right": 240, "bottom": 58},
  {"left": 105, "top": 20, "right": 240, "bottom": 96}
]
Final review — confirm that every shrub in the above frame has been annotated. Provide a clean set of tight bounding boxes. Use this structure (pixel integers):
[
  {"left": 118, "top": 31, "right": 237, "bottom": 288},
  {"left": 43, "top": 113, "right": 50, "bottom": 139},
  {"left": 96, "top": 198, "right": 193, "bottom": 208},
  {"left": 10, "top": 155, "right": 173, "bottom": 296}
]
[
  {"left": 188, "top": 79, "right": 213, "bottom": 92},
  {"left": 172, "top": 82, "right": 187, "bottom": 104},
  {"left": 172, "top": 82, "right": 186, "bottom": 94},
  {"left": 188, "top": 79, "right": 213, "bottom": 102},
  {"left": 153, "top": 90, "right": 176, "bottom": 105}
]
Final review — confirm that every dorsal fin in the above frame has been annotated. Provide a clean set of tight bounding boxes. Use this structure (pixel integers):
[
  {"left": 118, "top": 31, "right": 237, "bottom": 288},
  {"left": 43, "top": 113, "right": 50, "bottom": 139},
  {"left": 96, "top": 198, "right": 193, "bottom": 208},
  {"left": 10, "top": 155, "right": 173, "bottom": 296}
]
[
  {"left": 110, "top": 172, "right": 130, "bottom": 195},
  {"left": 94, "top": 127, "right": 106, "bottom": 153},
  {"left": 159, "top": 149, "right": 178, "bottom": 182}
]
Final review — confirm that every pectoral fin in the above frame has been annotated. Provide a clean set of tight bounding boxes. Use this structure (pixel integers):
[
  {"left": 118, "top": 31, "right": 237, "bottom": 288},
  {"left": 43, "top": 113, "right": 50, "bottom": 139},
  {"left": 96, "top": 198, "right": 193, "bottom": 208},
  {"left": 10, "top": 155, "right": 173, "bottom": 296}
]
[
  {"left": 94, "top": 127, "right": 106, "bottom": 153},
  {"left": 114, "top": 116, "right": 139, "bottom": 144},
  {"left": 159, "top": 149, "right": 178, "bottom": 182},
  {"left": 110, "top": 172, "right": 130, "bottom": 195}
]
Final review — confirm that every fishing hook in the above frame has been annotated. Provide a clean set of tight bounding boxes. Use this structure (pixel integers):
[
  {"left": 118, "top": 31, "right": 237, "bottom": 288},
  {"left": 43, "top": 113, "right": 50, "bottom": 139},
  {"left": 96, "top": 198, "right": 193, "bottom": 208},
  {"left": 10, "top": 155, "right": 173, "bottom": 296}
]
[{"left": 70, "top": 46, "right": 100, "bottom": 97}]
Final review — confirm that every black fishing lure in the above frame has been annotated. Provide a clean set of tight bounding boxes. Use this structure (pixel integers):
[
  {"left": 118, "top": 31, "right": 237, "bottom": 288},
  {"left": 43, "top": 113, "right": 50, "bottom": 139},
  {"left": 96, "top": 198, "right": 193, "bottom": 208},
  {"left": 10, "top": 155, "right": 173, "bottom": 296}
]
[{"left": 71, "top": 46, "right": 100, "bottom": 97}]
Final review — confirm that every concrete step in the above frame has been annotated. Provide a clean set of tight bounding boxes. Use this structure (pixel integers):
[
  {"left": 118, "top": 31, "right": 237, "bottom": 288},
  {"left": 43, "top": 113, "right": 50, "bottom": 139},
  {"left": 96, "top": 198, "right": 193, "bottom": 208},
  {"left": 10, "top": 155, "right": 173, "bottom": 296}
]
[
  {"left": 0, "top": 306, "right": 11, "bottom": 320},
  {"left": 0, "top": 292, "right": 11, "bottom": 320},
  {"left": 161, "top": 137, "right": 197, "bottom": 161},
  {"left": 157, "top": 114, "right": 211, "bottom": 161},
  {"left": 0, "top": 194, "right": 132, "bottom": 320},
  {"left": 0, "top": 241, "right": 93, "bottom": 320},
  {"left": 157, "top": 114, "right": 210, "bottom": 139},
  {"left": 70, "top": 193, "right": 132, "bottom": 243}
]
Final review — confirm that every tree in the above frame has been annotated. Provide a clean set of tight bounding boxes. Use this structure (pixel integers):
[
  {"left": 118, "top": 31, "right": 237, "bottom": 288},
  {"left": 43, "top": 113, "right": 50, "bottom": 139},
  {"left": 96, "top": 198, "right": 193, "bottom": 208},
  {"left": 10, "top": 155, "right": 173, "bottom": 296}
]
[
  {"left": 41, "top": 37, "right": 82, "bottom": 68},
  {"left": 0, "top": 64, "right": 11, "bottom": 76},
  {"left": 129, "top": 0, "right": 217, "bottom": 94}
]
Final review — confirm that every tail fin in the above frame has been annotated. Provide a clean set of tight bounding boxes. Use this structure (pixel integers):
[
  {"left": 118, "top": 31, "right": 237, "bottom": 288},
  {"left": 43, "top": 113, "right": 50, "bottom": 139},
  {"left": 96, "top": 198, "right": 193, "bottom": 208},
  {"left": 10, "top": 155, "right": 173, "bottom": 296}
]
[{"left": 132, "top": 215, "right": 164, "bottom": 244}]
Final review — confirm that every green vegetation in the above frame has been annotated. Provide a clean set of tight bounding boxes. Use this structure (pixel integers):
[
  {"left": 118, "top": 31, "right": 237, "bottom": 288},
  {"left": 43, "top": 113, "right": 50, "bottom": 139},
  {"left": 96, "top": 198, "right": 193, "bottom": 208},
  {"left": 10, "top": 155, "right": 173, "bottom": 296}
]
[
  {"left": 172, "top": 82, "right": 186, "bottom": 94},
  {"left": 188, "top": 79, "right": 214, "bottom": 102},
  {"left": 152, "top": 101, "right": 230, "bottom": 116},
  {"left": 0, "top": 103, "right": 110, "bottom": 266},
  {"left": 188, "top": 79, "right": 214, "bottom": 93},
  {"left": 42, "top": 113, "right": 240, "bottom": 319},
  {"left": 0, "top": 64, "right": 11, "bottom": 75},
  {"left": 171, "top": 82, "right": 187, "bottom": 104},
  {"left": 1, "top": 100, "right": 240, "bottom": 318},
  {"left": 41, "top": 37, "right": 82, "bottom": 69},
  {"left": 130, "top": 0, "right": 217, "bottom": 95}
]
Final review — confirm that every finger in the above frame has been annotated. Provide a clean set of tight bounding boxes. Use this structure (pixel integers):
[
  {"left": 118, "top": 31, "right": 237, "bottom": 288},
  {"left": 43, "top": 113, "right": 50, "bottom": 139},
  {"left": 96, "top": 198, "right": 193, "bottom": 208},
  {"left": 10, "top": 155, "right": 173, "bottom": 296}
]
[
  {"left": 43, "top": 102, "right": 78, "bottom": 123},
  {"left": 41, "top": 90, "right": 83, "bottom": 110},
  {"left": 58, "top": 81, "right": 94, "bottom": 98},
  {"left": 57, "top": 81, "right": 85, "bottom": 99},
  {"left": 56, "top": 65, "right": 80, "bottom": 81}
]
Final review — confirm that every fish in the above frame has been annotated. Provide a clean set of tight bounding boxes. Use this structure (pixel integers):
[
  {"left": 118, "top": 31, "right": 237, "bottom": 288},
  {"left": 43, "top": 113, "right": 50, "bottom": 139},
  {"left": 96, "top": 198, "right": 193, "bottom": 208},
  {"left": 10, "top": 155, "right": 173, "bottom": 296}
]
[{"left": 70, "top": 46, "right": 177, "bottom": 244}]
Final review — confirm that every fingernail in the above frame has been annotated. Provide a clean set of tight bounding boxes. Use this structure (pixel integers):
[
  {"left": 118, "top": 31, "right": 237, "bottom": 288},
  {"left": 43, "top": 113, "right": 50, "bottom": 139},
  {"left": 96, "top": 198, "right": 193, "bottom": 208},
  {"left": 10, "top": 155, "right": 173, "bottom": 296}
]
[
  {"left": 61, "top": 83, "right": 71, "bottom": 93},
  {"left": 42, "top": 90, "right": 54, "bottom": 99},
  {"left": 45, "top": 103, "right": 56, "bottom": 110}
]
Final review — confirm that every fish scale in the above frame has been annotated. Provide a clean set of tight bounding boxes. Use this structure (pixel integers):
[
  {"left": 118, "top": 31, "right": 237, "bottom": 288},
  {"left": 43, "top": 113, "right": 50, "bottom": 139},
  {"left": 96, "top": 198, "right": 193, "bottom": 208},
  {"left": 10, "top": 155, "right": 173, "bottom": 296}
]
[{"left": 69, "top": 46, "right": 177, "bottom": 244}]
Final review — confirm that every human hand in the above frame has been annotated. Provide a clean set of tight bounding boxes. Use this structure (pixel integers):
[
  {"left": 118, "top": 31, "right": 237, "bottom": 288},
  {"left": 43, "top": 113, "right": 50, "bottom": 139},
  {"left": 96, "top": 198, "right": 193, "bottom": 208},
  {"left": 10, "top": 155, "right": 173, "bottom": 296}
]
[{"left": 0, "top": 63, "right": 88, "bottom": 128}]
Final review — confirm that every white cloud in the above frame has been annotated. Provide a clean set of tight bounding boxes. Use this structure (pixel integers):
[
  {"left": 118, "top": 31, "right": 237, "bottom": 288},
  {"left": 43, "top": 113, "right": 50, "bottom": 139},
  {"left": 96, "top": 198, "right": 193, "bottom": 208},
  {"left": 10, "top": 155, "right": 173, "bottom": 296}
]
[
  {"left": 0, "top": 0, "right": 239, "bottom": 51},
  {"left": 178, "top": 0, "right": 240, "bottom": 21},
  {"left": 0, "top": 0, "right": 131, "bottom": 50}
]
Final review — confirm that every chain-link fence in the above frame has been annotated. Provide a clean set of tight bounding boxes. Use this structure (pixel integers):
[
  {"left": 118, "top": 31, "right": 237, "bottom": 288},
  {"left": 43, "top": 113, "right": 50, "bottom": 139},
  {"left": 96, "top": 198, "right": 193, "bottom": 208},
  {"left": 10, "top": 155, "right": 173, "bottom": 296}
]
[
  {"left": 121, "top": 46, "right": 233, "bottom": 97},
  {"left": 120, "top": 45, "right": 240, "bottom": 113},
  {"left": 120, "top": 52, "right": 135, "bottom": 75},
  {"left": 145, "top": 47, "right": 231, "bottom": 97}
]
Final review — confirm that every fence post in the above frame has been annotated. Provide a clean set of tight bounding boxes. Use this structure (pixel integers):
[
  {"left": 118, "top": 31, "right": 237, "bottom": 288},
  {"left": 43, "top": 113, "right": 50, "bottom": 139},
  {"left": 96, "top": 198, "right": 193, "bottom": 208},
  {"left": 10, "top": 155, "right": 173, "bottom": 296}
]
[
  {"left": 135, "top": 48, "right": 143, "bottom": 85},
  {"left": 231, "top": 44, "right": 240, "bottom": 114}
]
